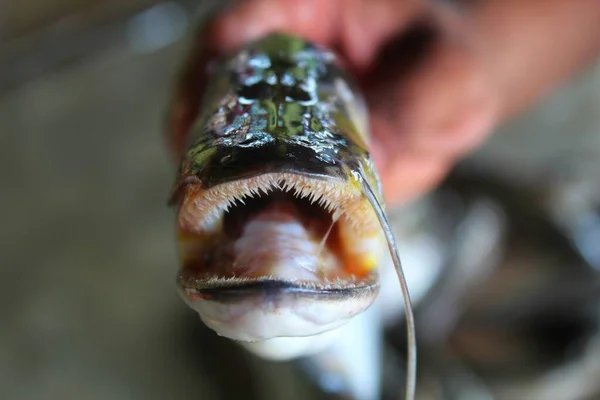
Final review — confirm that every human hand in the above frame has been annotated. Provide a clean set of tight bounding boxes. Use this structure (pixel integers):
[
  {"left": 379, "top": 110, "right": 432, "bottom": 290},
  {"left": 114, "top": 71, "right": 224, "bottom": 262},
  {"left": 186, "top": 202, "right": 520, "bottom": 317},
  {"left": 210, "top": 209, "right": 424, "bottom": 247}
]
[{"left": 168, "top": 0, "right": 600, "bottom": 205}]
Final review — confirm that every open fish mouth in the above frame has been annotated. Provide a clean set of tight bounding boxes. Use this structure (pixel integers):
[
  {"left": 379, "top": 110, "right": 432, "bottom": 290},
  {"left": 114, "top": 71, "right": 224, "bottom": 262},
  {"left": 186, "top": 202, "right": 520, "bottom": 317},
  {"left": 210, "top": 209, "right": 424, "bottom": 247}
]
[{"left": 175, "top": 172, "right": 383, "bottom": 341}]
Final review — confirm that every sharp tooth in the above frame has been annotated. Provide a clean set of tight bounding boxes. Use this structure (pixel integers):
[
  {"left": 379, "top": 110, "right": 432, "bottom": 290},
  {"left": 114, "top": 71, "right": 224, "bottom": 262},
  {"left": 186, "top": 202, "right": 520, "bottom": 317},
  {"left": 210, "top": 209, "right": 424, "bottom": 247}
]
[
  {"left": 306, "top": 188, "right": 312, "bottom": 197},
  {"left": 306, "top": 191, "right": 314, "bottom": 203}
]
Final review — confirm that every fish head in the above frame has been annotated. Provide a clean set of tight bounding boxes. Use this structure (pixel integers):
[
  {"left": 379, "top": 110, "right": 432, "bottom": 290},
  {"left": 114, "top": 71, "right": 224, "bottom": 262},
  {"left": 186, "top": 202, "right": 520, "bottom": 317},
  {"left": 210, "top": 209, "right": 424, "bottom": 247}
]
[{"left": 169, "top": 33, "right": 387, "bottom": 343}]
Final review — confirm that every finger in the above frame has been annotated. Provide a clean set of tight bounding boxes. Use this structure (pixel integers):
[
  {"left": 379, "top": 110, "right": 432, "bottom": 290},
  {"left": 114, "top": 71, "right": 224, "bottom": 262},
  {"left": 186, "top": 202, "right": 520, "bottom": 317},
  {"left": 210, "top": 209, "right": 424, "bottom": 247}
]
[
  {"left": 365, "top": 7, "right": 499, "bottom": 204},
  {"left": 338, "top": 0, "right": 425, "bottom": 71},
  {"left": 391, "top": 36, "right": 498, "bottom": 158},
  {"left": 208, "top": 0, "right": 342, "bottom": 54},
  {"left": 368, "top": 7, "right": 499, "bottom": 158},
  {"left": 370, "top": 118, "right": 453, "bottom": 205},
  {"left": 381, "top": 154, "right": 451, "bottom": 206},
  {"left": 211, "top": 0, "right": 425, "bottom": 71}
]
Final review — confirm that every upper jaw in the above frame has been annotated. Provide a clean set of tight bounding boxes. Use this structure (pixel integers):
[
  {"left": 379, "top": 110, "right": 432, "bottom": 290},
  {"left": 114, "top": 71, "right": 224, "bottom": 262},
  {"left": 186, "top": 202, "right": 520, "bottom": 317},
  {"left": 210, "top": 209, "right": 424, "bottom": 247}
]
[{"left": 175, "top": 172, "right": 362, "bottom": 233}]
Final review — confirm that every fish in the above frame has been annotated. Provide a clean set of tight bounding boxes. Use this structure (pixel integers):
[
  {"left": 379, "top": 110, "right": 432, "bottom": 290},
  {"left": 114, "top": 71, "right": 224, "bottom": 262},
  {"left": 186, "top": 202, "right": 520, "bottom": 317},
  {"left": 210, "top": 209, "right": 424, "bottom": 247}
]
[{"left": 167, "top": 32, "right": 416, "bottom": 399}]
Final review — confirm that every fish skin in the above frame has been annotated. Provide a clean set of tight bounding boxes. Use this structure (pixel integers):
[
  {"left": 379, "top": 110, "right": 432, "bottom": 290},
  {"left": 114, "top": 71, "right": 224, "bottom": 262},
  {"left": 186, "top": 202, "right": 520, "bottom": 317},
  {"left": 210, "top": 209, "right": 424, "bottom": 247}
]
[{"left": 169, "top": 32, "right": 383, "bottom": 207}]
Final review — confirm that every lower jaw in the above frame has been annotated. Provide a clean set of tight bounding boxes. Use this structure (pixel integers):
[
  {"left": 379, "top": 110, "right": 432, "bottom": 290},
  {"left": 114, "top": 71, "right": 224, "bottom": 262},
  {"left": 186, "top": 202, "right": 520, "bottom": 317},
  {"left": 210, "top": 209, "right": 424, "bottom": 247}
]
[{"left": 179, "top": 278, "right": 380, "bottom": 342}]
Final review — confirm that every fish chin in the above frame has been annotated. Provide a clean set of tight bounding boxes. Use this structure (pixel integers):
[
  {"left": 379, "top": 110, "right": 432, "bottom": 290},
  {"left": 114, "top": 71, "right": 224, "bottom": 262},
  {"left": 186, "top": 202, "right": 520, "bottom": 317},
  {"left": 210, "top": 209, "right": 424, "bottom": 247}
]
[
  {"left": 238, "top": 327, "right": 343, "bottom": 360},
  {"left": 175, "top": 172, "right": 383, "bottom": 342}
]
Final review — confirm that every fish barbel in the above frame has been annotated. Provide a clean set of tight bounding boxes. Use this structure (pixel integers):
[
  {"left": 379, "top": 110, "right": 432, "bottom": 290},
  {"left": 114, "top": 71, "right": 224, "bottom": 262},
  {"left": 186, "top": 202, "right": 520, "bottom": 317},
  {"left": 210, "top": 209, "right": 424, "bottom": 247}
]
[{"left": 168, "top": 33, "right": 415, "bottom": 398}]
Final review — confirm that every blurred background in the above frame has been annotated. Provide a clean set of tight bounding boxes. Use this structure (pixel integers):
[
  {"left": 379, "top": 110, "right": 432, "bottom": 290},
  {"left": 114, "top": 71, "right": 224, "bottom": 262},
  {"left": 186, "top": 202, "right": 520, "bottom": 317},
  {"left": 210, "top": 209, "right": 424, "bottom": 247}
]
[{"left": 2, "top": 1, "right": 600, "bottom": 399}]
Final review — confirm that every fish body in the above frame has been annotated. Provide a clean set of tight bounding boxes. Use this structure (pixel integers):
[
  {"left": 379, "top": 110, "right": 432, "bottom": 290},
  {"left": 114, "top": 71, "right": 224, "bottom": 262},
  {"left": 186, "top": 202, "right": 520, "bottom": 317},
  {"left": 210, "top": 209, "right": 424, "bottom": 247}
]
[{"left": 169, "top": 33, "right": 389, "bottom": 358}]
